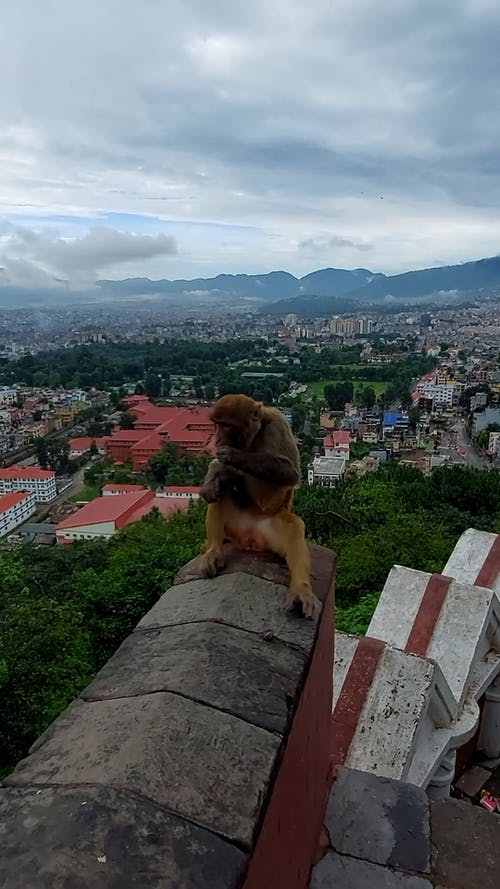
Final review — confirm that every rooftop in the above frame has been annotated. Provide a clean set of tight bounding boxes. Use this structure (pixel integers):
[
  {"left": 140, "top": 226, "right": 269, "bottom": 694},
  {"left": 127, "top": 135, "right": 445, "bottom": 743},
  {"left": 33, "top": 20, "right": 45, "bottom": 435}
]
[
  {"left": 0, "top": 491, "right": 32, "bottom": 513},
  {"left": 56, "top": 490, "right": 151, "bottom": 529},
  {"left": 0, "top": 466, "right": 55, "bottom": 480}
]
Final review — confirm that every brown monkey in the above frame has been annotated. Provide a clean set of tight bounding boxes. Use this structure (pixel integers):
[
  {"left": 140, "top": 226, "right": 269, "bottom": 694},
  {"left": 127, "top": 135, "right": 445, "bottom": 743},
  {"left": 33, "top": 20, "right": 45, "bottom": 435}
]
[{"left": 199, "top": 394, "right": 321, "bottom": 619}]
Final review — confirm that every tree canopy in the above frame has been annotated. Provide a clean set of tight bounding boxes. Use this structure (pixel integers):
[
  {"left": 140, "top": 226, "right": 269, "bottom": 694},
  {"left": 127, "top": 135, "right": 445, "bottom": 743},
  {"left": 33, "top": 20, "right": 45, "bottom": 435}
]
[{"left": 1, "top": 463, "right": 498, "bottom": 777}]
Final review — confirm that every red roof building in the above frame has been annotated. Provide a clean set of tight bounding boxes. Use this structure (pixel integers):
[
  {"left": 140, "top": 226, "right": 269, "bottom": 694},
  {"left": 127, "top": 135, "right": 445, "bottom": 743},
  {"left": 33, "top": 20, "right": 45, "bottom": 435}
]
[
  {"left": 69, "top": 437, "right": 109, "bottom": 458},
  {"left": 56, "top": 487, "right": 195, "bottom": 544},
  {"left": 0, "top": 465, "right": 57, "bottom": 503},
  {"left": 104, "top": 400, "right": 215, "bottom": 470},
  {"left": 323, "top": 430, "right": 352, "bottom": 458},
  {"left": 0, "top": 490, "right": 36, "bottom": 537}
]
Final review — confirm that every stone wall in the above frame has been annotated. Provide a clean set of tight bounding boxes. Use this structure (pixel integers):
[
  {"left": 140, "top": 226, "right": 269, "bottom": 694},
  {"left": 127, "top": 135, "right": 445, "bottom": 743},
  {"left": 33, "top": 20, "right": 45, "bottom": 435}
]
[{"left": 0, "top": 543, "right": 336, "bottom": 889}]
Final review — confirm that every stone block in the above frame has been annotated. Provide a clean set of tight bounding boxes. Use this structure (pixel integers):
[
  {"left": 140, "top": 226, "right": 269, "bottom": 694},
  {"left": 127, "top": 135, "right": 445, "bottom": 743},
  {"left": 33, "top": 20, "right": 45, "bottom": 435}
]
[
  {"left": 0, "top": 785, "right": 246, "bottom": 889},
  {"left": 431, "top": 797, "right": 500, "bottom": 889},
  {"left": 175, "top": 542, "right": 335, "bottom": 606},
  {"left": 310, "top": 853, "right": 432, "bottom": 889},
  {"left": 455, "top": 765, "right": 491, "bottom": 798},
  {"left": 443, "top": 528, "right": 500, "bottom": 592},
  {"left": 137, "top": 573, "right": 319, "bottom": 651},
  {"left": 325, "top": 767, "right": 430, "bottom": 873},
  {"left": 333, "top": 634, "right": 436, "bottom": 780},
  {"left": 83, "top": 621, "right": 307, "bottom": 734},
  {"left": 367, "top": 565, "right": 500, "bottom": 713},
  {"left": 5, "top": 693, "right": 279, "bottom": 849}
]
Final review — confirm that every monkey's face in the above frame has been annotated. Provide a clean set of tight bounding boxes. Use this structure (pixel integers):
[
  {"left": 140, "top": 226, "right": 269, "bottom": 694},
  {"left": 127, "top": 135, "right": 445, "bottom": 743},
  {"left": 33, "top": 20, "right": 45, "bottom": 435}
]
[{"left": 210, "top": 394, "right": 263, "bottom": 450}]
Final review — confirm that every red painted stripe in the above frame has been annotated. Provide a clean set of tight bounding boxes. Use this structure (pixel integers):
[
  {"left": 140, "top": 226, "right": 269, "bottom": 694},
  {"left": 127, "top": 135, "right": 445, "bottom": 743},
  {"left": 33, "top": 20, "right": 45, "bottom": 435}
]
[
  {"left": 405, "top": 574, "right": 452, "bottom": 657},
  {"left": 331, "top": 636, "right": 385, "bottom": 768},
  {"left": 475, "top": 536, "right": 500, "bottom": 589}
]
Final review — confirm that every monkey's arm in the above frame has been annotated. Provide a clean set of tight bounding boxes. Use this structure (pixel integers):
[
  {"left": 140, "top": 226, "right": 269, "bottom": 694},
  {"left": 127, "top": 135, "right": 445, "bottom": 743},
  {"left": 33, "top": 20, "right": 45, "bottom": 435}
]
[
  {"left": 200, "top": 458, "right": 245, "bottom": 503},
  {"left": 217, "top": 447, "right": 300, "bottom": 486}
]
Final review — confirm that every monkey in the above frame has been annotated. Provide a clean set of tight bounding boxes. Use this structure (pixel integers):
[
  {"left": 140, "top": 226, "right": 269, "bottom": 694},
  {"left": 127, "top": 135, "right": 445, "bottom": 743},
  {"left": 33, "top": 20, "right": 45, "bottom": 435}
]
[{"left": 199, "top": 394, "right": 321, "bottom": 619}]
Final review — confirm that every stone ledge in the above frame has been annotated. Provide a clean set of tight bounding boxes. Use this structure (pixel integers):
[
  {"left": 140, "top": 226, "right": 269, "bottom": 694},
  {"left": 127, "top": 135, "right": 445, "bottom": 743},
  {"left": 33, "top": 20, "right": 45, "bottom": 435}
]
[
  {"left": 137, "top": 572, "right": 318, "bottom": 650},
  {"left": 175, "top": 541, "right": 334, "bottom": 605},
  {"left": 1, "top": 545, "right": 336, "bottom": 889},
  {"left": 0, "top": 785, "right": 247, "bottom": 889},
  {"left": 6, "top": 689, "right": 280, "bottom": 849},
  {"left": 83, "top": 620, "right": 308, "bottom": 734}
]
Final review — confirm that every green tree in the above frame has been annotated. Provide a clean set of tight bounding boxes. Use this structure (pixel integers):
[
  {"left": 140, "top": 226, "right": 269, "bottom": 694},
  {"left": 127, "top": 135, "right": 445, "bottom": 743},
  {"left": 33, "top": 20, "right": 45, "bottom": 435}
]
[
  {"left": 324, "top": 382, "right": 354, "bottom": 411},
  {"left": 119, "top": 411, "right": 136, "bottom": 430}
]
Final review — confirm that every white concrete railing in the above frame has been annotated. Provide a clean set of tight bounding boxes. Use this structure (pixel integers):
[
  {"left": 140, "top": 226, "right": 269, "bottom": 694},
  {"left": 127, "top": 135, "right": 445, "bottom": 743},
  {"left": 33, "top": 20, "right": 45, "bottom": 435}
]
[{"left": 332, "top": 528, "right": 500, "bottom": 800}]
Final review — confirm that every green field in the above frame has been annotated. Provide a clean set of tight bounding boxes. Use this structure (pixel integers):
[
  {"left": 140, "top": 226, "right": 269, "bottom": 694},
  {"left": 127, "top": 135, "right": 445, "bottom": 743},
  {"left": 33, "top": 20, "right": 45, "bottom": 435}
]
[
  {"left": 306, "top": 379, "right": 387, "bottom": 398},
  {"left": 69, "top": 485, "right": 101, "bottom": 503}
]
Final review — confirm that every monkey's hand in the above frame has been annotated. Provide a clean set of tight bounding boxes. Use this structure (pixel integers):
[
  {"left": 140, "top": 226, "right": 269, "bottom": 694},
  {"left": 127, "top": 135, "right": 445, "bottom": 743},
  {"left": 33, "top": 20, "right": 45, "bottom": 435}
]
[{"left": 216, "top": 447, "right": 245, "bottom": 470}]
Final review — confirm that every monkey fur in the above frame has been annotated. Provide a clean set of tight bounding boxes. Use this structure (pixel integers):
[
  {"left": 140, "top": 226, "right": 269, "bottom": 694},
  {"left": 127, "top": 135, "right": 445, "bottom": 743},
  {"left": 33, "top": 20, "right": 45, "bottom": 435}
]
[{"left": 199, "top": 394, "right": 321, "bottom": 620}]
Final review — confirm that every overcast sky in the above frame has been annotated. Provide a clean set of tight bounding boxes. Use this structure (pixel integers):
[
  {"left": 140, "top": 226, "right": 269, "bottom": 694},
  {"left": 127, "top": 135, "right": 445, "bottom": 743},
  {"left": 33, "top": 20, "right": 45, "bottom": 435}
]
[{"left": 1, "top": 0, "right": 500, "bottom": 287}]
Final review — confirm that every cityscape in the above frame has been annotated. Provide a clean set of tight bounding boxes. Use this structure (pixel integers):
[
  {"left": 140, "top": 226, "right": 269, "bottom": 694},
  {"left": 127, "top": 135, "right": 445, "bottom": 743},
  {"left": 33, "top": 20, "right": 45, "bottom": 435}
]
[{"left": 2, "top": 0, "right": 500, "bottom": 883}]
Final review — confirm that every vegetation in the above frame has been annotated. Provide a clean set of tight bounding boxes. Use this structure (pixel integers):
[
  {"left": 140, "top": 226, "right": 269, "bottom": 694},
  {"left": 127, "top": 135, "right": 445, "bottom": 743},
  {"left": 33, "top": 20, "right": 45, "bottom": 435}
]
[{"left": 1, "top": 463, "right": 498, "bottom": 778}]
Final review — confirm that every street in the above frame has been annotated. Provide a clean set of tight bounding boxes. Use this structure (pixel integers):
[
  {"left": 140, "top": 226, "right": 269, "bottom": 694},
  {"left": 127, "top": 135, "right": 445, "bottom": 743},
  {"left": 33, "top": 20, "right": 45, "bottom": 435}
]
[{"left": 451, "top": 421, "right": 490, "bottom": 470}]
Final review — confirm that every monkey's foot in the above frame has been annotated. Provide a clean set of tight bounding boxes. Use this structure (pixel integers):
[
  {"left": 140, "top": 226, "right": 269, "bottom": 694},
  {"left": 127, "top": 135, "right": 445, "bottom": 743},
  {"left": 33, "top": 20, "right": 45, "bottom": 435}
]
[
  {"left": 286, "top": 582, "right": 322, "bottom": 620},
  {"left": 200, "top": 549, "right": 226, "bottom": 578}
]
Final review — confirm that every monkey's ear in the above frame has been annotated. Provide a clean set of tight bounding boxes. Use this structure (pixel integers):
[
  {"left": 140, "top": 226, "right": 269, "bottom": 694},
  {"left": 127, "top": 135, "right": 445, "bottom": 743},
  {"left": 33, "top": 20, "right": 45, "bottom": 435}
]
[{"left": 253, "top": 401, "right": 263, "bottom": 418}]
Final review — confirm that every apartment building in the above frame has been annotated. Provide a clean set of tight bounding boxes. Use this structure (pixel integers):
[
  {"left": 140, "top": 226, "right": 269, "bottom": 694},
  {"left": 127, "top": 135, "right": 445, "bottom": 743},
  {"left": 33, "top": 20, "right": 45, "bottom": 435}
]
[
  {"left": 0, "top": 491, "right": 36, "bottom": 537},
  {"left": 0, "top": 466, "right": 57, "bottom": 502}
]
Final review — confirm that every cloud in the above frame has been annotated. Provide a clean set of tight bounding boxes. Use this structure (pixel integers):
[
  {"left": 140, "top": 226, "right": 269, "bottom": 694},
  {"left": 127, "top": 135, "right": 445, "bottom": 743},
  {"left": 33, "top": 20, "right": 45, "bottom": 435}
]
[
  {"left": 297, "top": 235, "right": 373, "bottom": 253},
  {"left": 1, "top": 1, "right": 500, "bottom": 280},
  {"left": 0, "top": 226, "right": 177, "bottom": 285}
]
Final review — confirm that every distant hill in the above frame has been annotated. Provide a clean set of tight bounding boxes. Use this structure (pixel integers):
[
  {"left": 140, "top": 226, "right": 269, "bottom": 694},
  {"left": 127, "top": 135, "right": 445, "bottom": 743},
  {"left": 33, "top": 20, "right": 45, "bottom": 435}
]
[
  {"left": 265, "top": 256, "right": 500, "bottom": 315},
  {"left": 95, "top": 267, "right": 377, "bottom": 303},
  {"left": 1, "top": 256, "right": 500, "bottom": 310}
]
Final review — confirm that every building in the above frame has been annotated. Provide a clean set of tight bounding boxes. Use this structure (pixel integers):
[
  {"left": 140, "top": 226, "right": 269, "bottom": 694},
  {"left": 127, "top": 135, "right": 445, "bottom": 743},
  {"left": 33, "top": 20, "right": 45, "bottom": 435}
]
[
  {"left": 56, "top": 487, "right": 196, "bottom": 543},
  {"left": 307, "top": 455, "right": 347, "bottom": 486},
  {"left": 104, "top": 400, "right": 215, "bottom": 470},
  {"left": 0, "top": 386, "right": 17, "bottom": 404},
  {"left": 0, "top": 466, "right": 57, "bottom": 502},
  {"left": 69, "top": 437, "right": 109, "bottom": 459},
  {"left": 0, "top": 491, "right": 36, "bottom": 536},
  {"left": 101, "top": 483, "right": 149, "bottom": 496},
  {"left": 323, "top": 430, "right": 351, "bottom": 459},
  {"left": 382, "top": 411, "right": 409, "bottom": 439},
  {"left": 474, "top": 406, "right": 500, "bottom": 434}
]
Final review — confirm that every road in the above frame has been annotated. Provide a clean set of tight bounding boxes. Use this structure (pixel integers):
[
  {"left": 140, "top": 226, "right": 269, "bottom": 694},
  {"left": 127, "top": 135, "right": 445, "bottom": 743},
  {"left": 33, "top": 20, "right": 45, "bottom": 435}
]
[{"left": 451, "top": 421, "right": 490, "bottom": 470}]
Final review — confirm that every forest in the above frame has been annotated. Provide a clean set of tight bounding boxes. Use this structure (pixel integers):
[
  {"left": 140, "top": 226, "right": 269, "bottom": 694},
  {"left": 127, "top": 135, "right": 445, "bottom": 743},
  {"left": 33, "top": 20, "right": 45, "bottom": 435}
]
[
  {"left": 1, "top": 463, "right": 499, "bottom": 777},
  {"left": 0, "top": 339, "right": 438, "bottom": 409}
]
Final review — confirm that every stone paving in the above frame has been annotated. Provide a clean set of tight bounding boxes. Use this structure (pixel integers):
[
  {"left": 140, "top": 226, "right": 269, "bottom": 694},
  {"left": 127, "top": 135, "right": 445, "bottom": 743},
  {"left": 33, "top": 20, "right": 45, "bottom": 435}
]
[
  {"left": 310, "top": 766, "right": 500, "bottom": 889},
  {"left": 454, "top": 754, "right": 500, "bottom": 809}
]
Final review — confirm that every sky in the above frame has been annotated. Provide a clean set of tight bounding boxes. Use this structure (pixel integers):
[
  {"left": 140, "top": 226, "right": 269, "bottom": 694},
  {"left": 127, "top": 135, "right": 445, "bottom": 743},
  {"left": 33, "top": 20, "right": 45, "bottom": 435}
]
[{"left": 1, "top": 0, "right": 500, "bottom": 288}]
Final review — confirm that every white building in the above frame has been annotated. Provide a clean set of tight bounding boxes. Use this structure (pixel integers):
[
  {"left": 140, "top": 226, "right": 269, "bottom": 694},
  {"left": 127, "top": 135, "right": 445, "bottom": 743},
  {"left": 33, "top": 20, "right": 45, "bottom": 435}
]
[
  {"left": 0, "top": 466, "right": 57, "bottom": 503},
  {"left": 308, "top": 456, "right": 347, "bottom": 487},
  {"left": 0, "top": 386, "right": 17, "bottom": 404},
  {"left": 0, "top": 491, "right": 36, "bottom": 537}
]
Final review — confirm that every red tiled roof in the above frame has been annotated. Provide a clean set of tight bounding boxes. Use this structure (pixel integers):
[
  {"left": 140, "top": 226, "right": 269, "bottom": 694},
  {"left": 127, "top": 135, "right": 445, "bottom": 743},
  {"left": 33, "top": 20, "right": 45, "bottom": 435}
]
[
  {"left": 324, "top": 431, "right": 351, "bottom": 448},
  {"left": 102, "top": 483, "right": 146, "bottom": 493},
  {"left": 106, "top": 429, "right": 152, "bottom": 442},
  {"left": 56, "top": 491, "right": 152, "bottom": 530},
  {"left": 69, "top": 437, "right": 108, "bottom": 451},
  {"left": 127, "top": 496, "right": 191, "bottom": 524},
  {"left": 0, "top": 466, "right": 55, "bottom": 479},
  {"left": 0, "top": 491, "right": 32, "bottom": 513}
]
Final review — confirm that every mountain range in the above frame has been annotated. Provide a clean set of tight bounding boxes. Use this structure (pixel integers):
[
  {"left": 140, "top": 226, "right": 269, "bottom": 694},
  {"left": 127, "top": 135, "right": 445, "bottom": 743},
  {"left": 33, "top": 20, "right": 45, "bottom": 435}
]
[{"left": 2, "top": 255, "right": 500, "bottom": 312}]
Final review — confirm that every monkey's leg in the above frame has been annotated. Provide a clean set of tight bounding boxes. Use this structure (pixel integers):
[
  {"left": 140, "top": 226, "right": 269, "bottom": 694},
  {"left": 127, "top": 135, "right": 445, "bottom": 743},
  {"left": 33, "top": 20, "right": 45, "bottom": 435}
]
[
  {"left": 268, "top": 513, "right": 321, "bottom": 620},
  {"left": 200, "top": 502, "right": 226, "bottom": 578}
]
